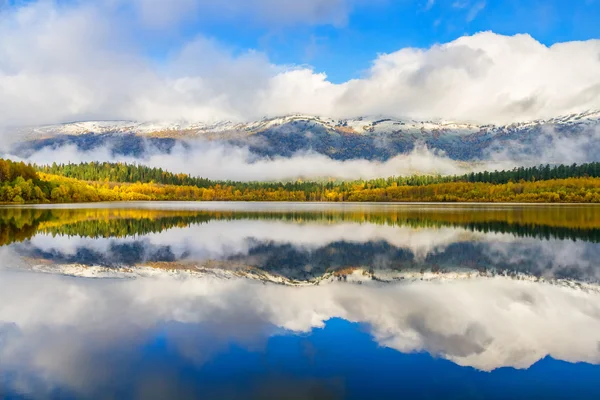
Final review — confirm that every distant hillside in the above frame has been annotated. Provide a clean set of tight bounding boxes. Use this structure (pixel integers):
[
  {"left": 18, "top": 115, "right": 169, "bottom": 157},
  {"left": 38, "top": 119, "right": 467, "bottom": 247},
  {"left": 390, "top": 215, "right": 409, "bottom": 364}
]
[{"left": 11, "top": 110, "right": 600, "bottom": 162}]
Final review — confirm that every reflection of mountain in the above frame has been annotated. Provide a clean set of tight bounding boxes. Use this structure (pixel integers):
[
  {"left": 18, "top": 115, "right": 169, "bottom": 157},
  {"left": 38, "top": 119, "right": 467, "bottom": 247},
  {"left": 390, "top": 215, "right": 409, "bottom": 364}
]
[
  {"left": 14, "top": 229, "right": 600, "bottom": 285},
  {"left": 3, "top": 204, "right": 600, "bottom": 284},
  {"left": 3, "top": 204, "right": 600, "bottom": 246},
  {"left": 23, "top": 262, "right": 600, "bottom": 292},
  {"left": 235, "top": 240, "right": 600, "bottom": 284},
  {"left": 5, "top": 205, "right": 600, "bottom": 398}
]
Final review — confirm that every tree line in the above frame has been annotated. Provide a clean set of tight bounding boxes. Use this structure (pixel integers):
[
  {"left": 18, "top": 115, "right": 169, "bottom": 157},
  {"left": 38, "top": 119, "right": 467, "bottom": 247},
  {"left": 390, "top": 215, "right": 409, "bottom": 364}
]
[
  {"left": 40, "top": 161, "right": 214, "bottom": 188},
  {"left": 446, "top": 162, "right": 600, "bottom": 185},
  {"left": 39, "top": 161, "right": 600, "bottom": 189},
  {"left": 2, "top": 158, "right": 600, "bottom": 204}
]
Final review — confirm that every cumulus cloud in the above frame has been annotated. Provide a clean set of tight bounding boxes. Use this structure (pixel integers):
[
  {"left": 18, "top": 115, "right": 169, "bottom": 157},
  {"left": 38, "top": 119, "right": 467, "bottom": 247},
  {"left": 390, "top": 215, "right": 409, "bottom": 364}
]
[
  {"left": 339, "top": 32, "right": 600, "bottom": 123},
  {"left": 1, "top": 1, "right": 600, "bottom": 129}
]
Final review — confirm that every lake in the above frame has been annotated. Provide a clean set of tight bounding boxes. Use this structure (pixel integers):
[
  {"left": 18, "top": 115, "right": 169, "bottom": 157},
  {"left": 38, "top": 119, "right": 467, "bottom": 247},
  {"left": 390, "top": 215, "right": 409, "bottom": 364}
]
[{"left": 1, "top": 202, "right": 600, "bottom": 399}]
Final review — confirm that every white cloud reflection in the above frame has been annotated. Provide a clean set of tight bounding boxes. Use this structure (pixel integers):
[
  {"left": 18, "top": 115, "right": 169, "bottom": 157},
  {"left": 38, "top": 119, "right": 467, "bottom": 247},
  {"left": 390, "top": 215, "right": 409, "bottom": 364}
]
[
  {"left": 12, "top": 218, "right": 600, "bottom": 283},
  {"left": 0, "top": 270, "right": 599, "bottom": 399},
  {"left": 24, "top": 219, "right": 478, "bottom": 261}
]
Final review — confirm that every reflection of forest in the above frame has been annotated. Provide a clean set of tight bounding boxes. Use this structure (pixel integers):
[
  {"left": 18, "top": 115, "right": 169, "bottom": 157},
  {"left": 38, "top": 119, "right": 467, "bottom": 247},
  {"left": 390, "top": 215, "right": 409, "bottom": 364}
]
[
  {"left": 0, "top": 208, "right": 214, "bottom": 246},
  {"left": 3, "top": 205, "right": 600, "bottom": 247},
  {"left": 4, "top": 206, "right": 600, "bottom": 283}
]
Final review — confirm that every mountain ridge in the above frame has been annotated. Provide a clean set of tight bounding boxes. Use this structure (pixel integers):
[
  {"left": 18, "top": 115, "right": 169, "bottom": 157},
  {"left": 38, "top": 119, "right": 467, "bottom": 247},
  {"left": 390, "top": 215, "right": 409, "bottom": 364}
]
[
  {"left": 10, "top": 109, "right": 600, "bottom": 163},
  {"left": 17, "top": 109, "right": 600, "bottom": 139}
]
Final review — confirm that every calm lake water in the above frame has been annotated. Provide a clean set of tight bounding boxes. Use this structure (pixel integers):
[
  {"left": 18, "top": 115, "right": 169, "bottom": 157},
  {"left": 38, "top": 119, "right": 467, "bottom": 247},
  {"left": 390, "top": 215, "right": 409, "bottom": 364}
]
[{"left": 2, "top": 202, "right": 600, "bottom": 399}]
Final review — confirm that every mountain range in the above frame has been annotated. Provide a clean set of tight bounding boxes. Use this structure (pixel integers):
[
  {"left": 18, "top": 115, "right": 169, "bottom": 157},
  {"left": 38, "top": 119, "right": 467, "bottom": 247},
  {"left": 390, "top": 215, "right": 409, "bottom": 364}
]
[{"left": 10, "top": 110, "right": 600, "bottom": 162}]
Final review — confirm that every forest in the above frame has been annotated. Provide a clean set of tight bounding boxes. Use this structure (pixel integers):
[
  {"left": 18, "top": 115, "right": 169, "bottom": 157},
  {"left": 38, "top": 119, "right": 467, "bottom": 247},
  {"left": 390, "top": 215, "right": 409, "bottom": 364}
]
[
  {"left": 39, "top": 160, "right": 600, "bottom": 188},
  {"left": 2, "top": 158, "right": 600, "bottom": 204}
]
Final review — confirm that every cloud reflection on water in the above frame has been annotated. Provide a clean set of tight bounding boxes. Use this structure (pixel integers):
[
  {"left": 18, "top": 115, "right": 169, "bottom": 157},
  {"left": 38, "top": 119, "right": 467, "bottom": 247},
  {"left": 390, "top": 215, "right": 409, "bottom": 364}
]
[
  {"left": 2, "top": 205, "right": 600, "bottom": 397},
  {"left": 1, "top": 272, "right": 600, "bottom": 389},
  {"left": 9, "top": 219, "right": 600, "bottom": 284}
]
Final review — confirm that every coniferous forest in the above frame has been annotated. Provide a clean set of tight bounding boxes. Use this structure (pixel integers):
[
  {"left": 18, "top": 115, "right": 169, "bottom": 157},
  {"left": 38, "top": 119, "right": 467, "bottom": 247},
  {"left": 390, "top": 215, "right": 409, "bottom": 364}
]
[
  {"left": 39, "top": 160, "right": 600, "bottom": 187},
  {"left": 3, "top": 158, "right": 600, "bottom": 203}
]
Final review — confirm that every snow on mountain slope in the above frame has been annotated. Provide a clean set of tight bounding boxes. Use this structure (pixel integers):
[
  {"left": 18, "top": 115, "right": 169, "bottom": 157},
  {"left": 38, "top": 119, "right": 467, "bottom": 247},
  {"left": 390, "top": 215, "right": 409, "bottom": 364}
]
[
  {"left": 20, "top": 110, "right": 600, "bottom": 139},
  {"left": 10, "top": 109, "right": 600, "bottom": 164}
]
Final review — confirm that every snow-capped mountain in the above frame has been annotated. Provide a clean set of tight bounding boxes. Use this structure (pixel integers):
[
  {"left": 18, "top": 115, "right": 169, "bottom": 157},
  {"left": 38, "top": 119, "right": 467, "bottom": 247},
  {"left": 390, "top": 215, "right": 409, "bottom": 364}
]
[
  {"left": 19, "top": 109, "right": 600, "bottom": 138},
  {"left": 20, "top": 115, "right": 483, "bottom": 138},
  {"left": 10, "top": 110, "right": 600, "bottom": 162}
]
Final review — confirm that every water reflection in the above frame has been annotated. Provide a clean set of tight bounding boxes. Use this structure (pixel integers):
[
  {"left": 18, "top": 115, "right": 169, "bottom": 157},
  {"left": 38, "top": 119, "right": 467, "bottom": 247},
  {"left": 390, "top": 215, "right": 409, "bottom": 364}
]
[
  {"left": 1, "top": 271, "right": 600, "bottom": 399},
  {"left": 2, "top": 204, "right": 600, "bottom": 284},
  {"left": 4, "top": 203, "right": 600, "bottom": 245},
  {"left": 1, "top": 203, "right": 600, "bottom": 399}
]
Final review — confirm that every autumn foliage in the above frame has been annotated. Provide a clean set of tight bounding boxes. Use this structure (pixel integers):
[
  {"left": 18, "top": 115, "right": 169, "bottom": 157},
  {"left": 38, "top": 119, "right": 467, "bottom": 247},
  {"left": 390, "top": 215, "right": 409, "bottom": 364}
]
[{"left": 2, "top": 158, "right": 600, "bottom": 204}]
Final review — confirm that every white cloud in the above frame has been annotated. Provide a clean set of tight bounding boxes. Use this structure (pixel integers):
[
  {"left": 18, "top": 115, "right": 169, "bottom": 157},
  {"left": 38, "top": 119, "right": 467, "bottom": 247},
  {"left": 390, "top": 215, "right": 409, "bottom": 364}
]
[
  {"left": 486, "top": 124, "right": 600, "bottom": 164},
  {"left": 16, "top": 141, "right": 488, "bottom": 181},
  {"left": 0, "top": 1, "right": 600, "bottom": 130},
  {"left": 338, "top": 32, "right": 600, "bottom": 123}
]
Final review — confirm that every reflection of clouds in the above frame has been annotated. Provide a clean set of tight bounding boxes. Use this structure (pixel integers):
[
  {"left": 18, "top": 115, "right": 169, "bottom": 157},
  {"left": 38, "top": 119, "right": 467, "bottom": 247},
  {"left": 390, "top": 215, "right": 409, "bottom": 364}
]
[
  {"left": 14, "top": 221, "right": 600, "bottom": 284},
  {"left": 1, "top": 271, "right": 600, "bottom": 398},
  {"left": 0, "top": 273, "right": 279, "bottom": 398},
  {"left": 482, "top": 239, "right": 600, "bottom": 282},
  {"left": 27, "top": 234, "right": 118, "bottom": 257},
  {"left": 22, "top": 220, "right": 485, "bottom": 262},
  {"left": 355, "top": 280, "right": 600, "bottom": 371}
]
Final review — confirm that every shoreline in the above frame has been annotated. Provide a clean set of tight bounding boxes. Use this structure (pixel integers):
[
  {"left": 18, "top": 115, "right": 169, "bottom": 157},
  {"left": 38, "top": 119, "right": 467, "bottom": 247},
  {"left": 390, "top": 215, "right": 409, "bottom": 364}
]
[{"left": 2, "top": 200, "right": 600, "bottom": 209}]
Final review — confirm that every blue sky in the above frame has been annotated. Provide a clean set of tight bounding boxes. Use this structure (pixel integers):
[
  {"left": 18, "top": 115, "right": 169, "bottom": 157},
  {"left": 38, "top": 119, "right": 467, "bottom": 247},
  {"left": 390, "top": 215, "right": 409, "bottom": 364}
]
[
  {"left": 1, "top": 0, "right": 599, "bottom": 124},
  {"left": 142, "top": 0, "right": 600, "bottom": 83}
]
